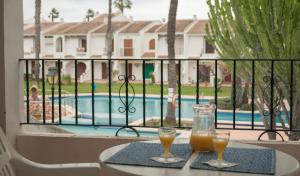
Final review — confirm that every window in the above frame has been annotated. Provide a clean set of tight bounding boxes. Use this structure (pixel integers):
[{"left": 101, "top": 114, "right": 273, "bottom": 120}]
[
  {"left": 149, "top": 39, "right": 155, "bottom": 50},
  {"left": 78, "top": 38, "right": 87, "bottom": 52},
  {"left": 56, "top": 37, "right": 63, "bottom": 52},
  {"left": 124, "top": 39, "right": 133, "bottom": 57},
  {"left": 205, "top": 40, "right": 215, "bottom": 54}
]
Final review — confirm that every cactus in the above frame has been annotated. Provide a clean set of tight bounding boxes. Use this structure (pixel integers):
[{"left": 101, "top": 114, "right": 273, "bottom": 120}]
[{"left": 205, "top": 0, "right": 300, "bottom": 140}]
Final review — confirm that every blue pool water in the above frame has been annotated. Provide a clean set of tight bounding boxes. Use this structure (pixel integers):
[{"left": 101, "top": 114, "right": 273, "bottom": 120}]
[{"left": 57, "top": 95, "right": 264, "bottom": 126}]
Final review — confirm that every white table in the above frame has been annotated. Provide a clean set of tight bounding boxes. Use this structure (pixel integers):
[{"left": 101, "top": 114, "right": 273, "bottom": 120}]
[{"left": 99, "top": 140, "right": 299, "bottom": 176}]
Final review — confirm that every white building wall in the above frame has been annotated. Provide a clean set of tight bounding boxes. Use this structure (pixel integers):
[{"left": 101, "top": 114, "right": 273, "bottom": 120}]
[
  {"left": 132, "top": 63, "right": 142, "bottom": 80},
  {"left": 157, "top": 36, "right": 168, "bottom": 57},
  {"left": 90, "top": 35, "right": 105, "bottom": 56},
  {"left": 143, "top": 34, "right": 157, "bottom": 54},
  {"left": 24, "top": 37, "right": 34, "bottom": 54},
  {"left": 44, "top": 37, "right": 54, "bottom": 55},
  {"left": 187, "top": 35, "right": 204, "bottom": 58},
  {"left": 117, "top": 34, "right": 141, "bottom": 58},
  {"left": 65, "top": 37, "right": 78, "bottom": 56}
]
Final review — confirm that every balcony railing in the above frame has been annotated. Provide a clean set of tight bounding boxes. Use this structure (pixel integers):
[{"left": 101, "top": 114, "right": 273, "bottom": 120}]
[
  {"left": 20, "top": 58, "right": 300, "bottom": 140},
  {"left": 76, "top": 48, "right": 87, "bottom": 56}
]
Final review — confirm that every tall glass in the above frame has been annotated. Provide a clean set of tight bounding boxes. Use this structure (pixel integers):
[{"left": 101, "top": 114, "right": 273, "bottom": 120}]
[
  {"left": 205, "top": 131, "right": 237, "bottom": 168},
  {"left": 151, "top": 127, "right": 183, "bottom": 163},
  {"left": 213, "top": 131, "right": 230, "bottom": 161}
]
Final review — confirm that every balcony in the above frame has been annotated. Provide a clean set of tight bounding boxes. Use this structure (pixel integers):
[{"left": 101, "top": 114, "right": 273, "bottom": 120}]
[
  {"left": 20, "top": 58, "right": 299, "bottom": 137},
  {"left": 16, "top": 58, "right": 300, "bottom": 175},
  {"left": 76, "top": 47, "right": 87, "bottom": 56},
  {"left": 2, "top": 1, "right": 300, "bottom": 175}
]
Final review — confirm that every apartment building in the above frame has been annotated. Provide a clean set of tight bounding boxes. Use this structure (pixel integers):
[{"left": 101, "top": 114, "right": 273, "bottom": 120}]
[{"left": 23, "top": 12, "right": 223, "bottom": 84}]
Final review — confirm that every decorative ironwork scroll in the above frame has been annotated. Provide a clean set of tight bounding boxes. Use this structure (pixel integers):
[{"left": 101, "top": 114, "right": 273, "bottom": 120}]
[{"left": 118, "top": 74, "right": 136, "bottom": 113}]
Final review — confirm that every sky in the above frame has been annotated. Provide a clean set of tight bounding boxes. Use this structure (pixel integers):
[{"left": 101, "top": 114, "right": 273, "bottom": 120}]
[{"left": 23, "top": 0, "right": 210, "bottom": 22}]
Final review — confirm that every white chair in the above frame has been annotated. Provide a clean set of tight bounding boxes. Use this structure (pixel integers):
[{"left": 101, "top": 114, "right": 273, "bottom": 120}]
[{"left": 0, "top": 129, "right": 101, "bottom": 176}]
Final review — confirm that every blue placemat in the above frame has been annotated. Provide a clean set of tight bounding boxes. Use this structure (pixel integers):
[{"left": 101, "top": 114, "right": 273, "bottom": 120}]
[
  {"left": 104, "top": 142, "right": 192, "bottom": 168},
  {"left": 191, "top": 147, "right": 276, "bottom": 175}
]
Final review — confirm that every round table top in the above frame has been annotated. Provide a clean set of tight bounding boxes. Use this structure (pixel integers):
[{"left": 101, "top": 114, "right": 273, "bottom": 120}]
[{"left": 99, "top": 140, "right": 299, "bottom": 176}]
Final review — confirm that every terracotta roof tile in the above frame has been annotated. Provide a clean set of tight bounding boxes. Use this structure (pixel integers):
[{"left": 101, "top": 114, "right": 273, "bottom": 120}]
[
  {"left": 93, "top": 22, "right": 129, "bottom": 33},
  {"left": 142, "top": 52, "right": 155, "bottom": 58},
  {"left": 157, "top": 20, "right": 194, "bottom": 33},
  {"left": 63, "top": 22, "right": 102, "bottom": 35},
  {"left": 120, "top": 21, "right": 152, "bottom": 33},
  {"left": 24, "top": 23, "right": 60, "bottom": 35},
  {"left": 187, "top": 20, "right": 209, "bottom": 34},
  {"left": 45, "top": 23, "right": 78, "bottom": 35},
  {"left": 146, "top": 24, "right": 163, "bottom": 33}
]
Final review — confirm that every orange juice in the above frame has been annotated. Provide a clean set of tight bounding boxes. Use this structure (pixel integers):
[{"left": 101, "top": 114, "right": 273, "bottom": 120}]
[
  {"left": 213, "top": 139, "right": 228, "bottom": 160},
  {"left": 159, "top": 135, "right": 175, "bottom": 156},
  {"left": 190, "top": 133, "right": 214, "bottom": 152}
]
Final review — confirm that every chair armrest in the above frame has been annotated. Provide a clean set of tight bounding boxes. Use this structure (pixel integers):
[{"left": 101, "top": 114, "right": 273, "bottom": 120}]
[{"left": 12, "top": 157, "right": 101, "bottom": 176}]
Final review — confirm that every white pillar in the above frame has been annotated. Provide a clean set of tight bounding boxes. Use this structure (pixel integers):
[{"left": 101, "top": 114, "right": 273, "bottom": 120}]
[{"left": 0, "top": 0, "right": 24, "bottom": 145}]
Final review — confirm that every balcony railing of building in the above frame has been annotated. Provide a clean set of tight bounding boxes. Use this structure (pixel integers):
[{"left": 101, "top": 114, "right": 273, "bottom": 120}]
[
  {"left": 76, "top": 48, "right": 87, "bottom": 56},
  {"left": 20, "top": 58, "right": 300, "bottom": 141}
]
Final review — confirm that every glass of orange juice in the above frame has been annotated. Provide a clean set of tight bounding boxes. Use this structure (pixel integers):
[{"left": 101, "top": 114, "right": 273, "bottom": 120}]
[
  {"left": 205, "top": 131, "right": 237, "bottom": 168},
  {"left": 151, "top": 127, "right": 184, "bottom": 163}
]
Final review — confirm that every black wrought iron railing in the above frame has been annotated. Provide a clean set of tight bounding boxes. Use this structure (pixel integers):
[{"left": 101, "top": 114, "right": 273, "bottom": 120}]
[{"left": 20, "top": 58, "right": 300, "bottom": 140}]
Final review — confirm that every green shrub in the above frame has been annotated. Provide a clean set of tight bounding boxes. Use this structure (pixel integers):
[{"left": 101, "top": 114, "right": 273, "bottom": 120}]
[
  {"left": 240, "top": 104, "right": 259, "bottom": 111},
  {"left": 209, "top": 98, "right": 232, "bottom": 110},
  {"left": 62, "top": 74, "right": 72, "bottom": 85}
]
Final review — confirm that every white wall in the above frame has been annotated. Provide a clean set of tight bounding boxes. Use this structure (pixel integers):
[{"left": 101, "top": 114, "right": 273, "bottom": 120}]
[
  {"left": 143, "top": 34, "right": 157, "bottom": 54},
  {"left": 157, "top": 36, "right": 168, "bottom": 57},
  {"left": 132, "top": 63, "right": 142, "bottom": 80},
  {"left": 65, "top": 37, "right": 79, "bottom": 56},
  {"left": 90, "top": 35, "right": 105, "bottom": 56},
  {"left": 117, "top": 34, "right": 140, "bottom": 58},
  {"left": 187, "top": 35, "right": 203, "bottom": 58},
  {"left": 44, "top": 37, "right": 54, "bottom": 55},
  {"left": 1, "top": 0, "right": 24, "bottom": 145},
  {"left": 157, "top": 35, "right": 184, "bottom": 58},
  {"left": 24, "top": 37, "right": 34, "bottom": 53}
]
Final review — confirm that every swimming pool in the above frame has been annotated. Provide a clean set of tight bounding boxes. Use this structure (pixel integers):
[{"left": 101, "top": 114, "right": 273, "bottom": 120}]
[{"left": 57, "top": 95, "right": 264, "bottom": 126}]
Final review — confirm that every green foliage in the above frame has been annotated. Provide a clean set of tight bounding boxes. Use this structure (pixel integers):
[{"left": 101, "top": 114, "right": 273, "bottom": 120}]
[
  {"left": 205, "top": 0, "right": 300, "bottom": 88},
  {"left": 86, "top": 9, "right": 95, "bottom": 22},
  {"left": 240, "top": 104, "right": 258, "bottom": 111},
  {"left": 48, "top": 8, "right": 59, "bottom": 22},
  {"left": 114, "top": 0, "right": 132, "bottom": 13},
  {"left": 62, "top": 74, "right": 72, "bottom": 85}
]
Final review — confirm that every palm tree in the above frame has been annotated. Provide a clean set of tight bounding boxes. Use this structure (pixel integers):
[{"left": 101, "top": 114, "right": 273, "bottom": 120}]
[
  {"left": 48, "top": 8, "right": 59, "bottom": 22},
  {"left": 106, "top": 0, "right": 113, "bottom": 83},
  {"left": 34, "top": 0, "right": 41, "bottom": 86},
  {"left": 113, "top": 0, "right": 132, "bottom": 13},
  {"left": 165, "top": 0, "right": 178, "bottom": 126},
  {"left": 86, "top": 9, "right": 95, "bottom": 22},
  {"left": 106, "top": 0, "right": 113, "bottom": 61}
]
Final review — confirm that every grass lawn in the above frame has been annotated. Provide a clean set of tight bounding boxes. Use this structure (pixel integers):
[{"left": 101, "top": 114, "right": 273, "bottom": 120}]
[{"left": 24, "top": 80, "right": 231, "bottom": 97}]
